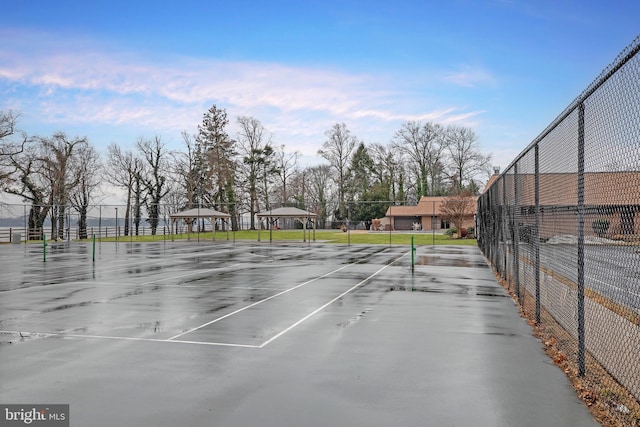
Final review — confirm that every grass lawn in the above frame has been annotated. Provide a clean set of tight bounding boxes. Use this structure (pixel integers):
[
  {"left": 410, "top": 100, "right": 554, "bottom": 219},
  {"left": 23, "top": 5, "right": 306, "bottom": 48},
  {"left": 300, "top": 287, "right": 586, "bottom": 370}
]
[{"left": 94, "top": 229, "right": 477, "bottom": 246}]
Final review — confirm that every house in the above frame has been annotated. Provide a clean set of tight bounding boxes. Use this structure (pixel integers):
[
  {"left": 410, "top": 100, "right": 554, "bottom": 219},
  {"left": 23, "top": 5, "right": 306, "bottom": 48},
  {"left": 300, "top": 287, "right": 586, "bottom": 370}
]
[
  {"left": 381, "top": 196, "right": 478, "bottom": 231},
  {"left": 482, "top": 171, "right": 640, "bottom": 239}
]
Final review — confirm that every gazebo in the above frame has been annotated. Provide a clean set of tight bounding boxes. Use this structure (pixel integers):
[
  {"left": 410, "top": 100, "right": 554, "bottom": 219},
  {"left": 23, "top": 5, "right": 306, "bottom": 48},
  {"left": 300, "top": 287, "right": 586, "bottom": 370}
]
[
  {"left": 256, "top": 207, "right": 317, "bottom": 242},
  {"left": 169, "top": 208, "right": 231, "bottom": 241}
]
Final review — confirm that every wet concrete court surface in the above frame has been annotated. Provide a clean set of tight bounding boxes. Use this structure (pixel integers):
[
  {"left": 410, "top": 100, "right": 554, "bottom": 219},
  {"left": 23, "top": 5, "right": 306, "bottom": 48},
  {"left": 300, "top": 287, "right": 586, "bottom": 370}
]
[{"left": 0, "top": 241, "right": 598, "bottom": 426}]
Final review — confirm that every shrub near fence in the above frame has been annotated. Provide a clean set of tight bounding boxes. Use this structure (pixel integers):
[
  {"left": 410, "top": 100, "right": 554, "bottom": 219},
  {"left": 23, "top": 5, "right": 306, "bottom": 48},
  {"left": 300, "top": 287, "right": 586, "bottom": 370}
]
[{"left": 477, "top": 36, "right": 640, "bottom": 423}]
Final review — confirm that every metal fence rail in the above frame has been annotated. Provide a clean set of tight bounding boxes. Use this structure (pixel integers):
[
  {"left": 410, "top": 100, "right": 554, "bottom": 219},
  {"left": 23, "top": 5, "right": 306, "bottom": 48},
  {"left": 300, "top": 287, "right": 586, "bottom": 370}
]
[
  {"left": 0, "top": 198, "right": 476, "bottom": 243},
  {"left": 0, "top": 203, "right": 231, "bottom": 243},
  {"left": 478, "top": 35, "right": 640, "bottom": 418}
]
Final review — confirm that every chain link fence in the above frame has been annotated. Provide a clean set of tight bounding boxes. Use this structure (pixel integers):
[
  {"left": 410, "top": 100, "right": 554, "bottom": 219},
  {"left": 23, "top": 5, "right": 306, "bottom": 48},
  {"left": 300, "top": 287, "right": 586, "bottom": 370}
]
[
  {"left": 0, "top": 203, "right": 236, "bottom": 242},
  {"left": 478, "top": 36, "right": 640, "bottom": 422},
  {"left": 0, "top": 197, "right": 480, "bottom": 244}
]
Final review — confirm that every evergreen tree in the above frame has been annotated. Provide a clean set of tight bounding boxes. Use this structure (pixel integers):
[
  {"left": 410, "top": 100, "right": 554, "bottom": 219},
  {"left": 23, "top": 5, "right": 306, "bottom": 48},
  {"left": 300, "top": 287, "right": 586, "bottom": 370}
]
[
  {"left": 346, "top": 143, "right": 389, "bottom": 229},
  {"left": 196, "top": 105, "right": 237, "bottom": 227}
]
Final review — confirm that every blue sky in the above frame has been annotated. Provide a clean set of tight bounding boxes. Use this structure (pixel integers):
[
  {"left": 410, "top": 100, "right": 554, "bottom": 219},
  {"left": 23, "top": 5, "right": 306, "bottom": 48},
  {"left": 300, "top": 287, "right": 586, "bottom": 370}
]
[{"left": 1, "top": 0, "right": 639, "bottom": 173}]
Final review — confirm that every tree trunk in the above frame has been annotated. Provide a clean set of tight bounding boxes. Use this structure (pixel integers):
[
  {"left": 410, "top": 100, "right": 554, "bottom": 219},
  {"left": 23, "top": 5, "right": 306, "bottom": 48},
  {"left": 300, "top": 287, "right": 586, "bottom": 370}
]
[
  {"left": 149, "top": 202, "right": 159, "bottom": 235},
  {"left": 78, "top": 206, "right": 88, "bottom": 239},
  {"left": 28, "top": 205, "right": 47, "bottom": 240},
  {"left": 124, "top": 188, "right": 132, "bottom": 236},
  {"left": 57, "top": 206, "right": 65, "bottom": 240}
]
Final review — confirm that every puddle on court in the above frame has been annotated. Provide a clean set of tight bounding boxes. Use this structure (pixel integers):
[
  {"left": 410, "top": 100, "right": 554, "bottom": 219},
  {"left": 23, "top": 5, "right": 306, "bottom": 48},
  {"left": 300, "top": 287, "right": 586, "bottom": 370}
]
[
  {"left": 342, "top": 247, "right": 390, "bottom": 265},
  {"left": 137, "top": 321, "right": 161, "bottom": 333},
  {"left": 478, "top": 331, "right": 522, "bottom": 337},
  {"left": 388, "top": 285, "right": 447, "bottom": 294},
  {"left": 42, "top": 300, "right": 96, "bottom": 313},
  {"left": 421, "top": 248, "right": 468, "bottom": 255},
  {"left": 127, "top": 265, "right": 165, "bottom": 275},
  {"left": 336, "top": 306, "right": 373, "bottom": 328},
  {"left": 0, "top": 331, "right": 51, "bottom": 345},
  {"left": 205, "top": 303, "right": 235, "bottom": 314},
  {"left": 345, "top": 257, "right": 370, "bottom": 264},
  {"left": 387, "top": 284, "right": 507, "bottom": 298},
  {"left": 45, "top": 243, "right": 90, "bottom": 255},
  {"left": 416, "top": 255, "right": 487, "bottom": 268}
]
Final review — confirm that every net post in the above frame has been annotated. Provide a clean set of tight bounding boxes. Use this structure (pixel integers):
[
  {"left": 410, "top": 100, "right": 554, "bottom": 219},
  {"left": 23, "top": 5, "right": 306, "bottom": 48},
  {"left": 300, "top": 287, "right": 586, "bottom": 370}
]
[
  {"left": 577, "top": 102, "right": 586, "bottom": 377},
  {"left": 534, "top": 144, "right": 541, "bottom": 325},
  {"left": 411, "top": 235, "right": 415, "bottom": 273}
]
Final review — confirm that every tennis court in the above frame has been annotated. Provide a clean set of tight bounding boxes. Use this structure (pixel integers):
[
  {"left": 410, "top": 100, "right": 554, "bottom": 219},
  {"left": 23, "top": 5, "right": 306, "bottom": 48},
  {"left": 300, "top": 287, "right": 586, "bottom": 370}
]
[{"left": 0, "top": 241, "right": 598, "bottom": 426}]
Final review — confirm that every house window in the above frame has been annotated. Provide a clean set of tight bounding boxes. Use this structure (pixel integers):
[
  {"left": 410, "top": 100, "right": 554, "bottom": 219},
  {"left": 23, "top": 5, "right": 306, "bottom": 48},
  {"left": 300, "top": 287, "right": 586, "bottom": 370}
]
[{"left": 441, "top": 220, "right": 450, "bottom": 229}]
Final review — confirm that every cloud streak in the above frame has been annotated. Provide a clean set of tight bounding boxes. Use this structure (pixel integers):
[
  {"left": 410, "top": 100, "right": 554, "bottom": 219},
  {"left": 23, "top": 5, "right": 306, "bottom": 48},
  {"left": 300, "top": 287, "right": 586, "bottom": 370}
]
[
  {"left": 443, "top": 66, "right": 498, "bottom": 88},
  {"left": 0, "top": 28, "right": 486, "bottom": 156}
]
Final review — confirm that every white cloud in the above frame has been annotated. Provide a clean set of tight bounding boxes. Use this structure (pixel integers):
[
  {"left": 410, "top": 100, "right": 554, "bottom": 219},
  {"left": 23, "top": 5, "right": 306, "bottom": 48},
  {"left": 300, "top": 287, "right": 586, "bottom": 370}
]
[
  {"left": 443, "top": 66, "right": 497, "bottom": 88},
  {"left": 0, "top": 28, "right": 487, "bottom": 158}
]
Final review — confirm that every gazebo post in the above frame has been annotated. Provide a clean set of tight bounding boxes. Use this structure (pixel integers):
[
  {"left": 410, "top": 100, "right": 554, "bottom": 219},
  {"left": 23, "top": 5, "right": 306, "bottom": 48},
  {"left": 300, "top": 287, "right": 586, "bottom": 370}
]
[
  {"left": 169, "top": 209, "right": 230, "bottom": 244},
  {"left": 313, "top": 218, "right": 316, "bottom": 242},
  {"left": 255, "top": 208, "right": 317, "bottom": 245}
]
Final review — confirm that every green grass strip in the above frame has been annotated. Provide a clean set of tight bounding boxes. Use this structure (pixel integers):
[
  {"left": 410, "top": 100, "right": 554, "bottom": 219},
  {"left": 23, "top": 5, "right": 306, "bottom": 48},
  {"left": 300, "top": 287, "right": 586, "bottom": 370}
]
[{"left": 93, "top": 229, "right": 477, "bottom": 245}]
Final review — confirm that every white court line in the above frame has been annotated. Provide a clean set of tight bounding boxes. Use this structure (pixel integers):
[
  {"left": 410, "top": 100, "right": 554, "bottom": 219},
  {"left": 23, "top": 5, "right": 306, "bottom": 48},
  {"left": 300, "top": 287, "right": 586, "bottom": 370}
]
[
  {"left": 167, "top": 263, "right": 354, "bottom": 341},
  {"left": 0, "top": 330, "right": 260, "bottom": 348},
  {"left": 259, "top": 250, "right": 409, "bottom": 348},
  {"left": 0, "top": 248, "right": 405, "bottom": 348}
]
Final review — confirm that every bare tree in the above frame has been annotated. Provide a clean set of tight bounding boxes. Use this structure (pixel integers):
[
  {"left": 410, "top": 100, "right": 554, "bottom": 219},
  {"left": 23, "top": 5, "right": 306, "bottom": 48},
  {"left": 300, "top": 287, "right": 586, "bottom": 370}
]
[
  {"left": 138, "top": 136, "right": 170, "bottom": 235},
  {"left": 106, "top": 143, "right": 144, "bottom": 236},
  {"left": 170, "top": 131, "right": 200, "bottom": 232},
  {"left": 441, "top": 189, "right": 476, "bottom": 237},
  {"left": 0, "top": 110, "right": 18, "bottom": 141},
  {"left": 274, "top": 145, "right": 300, "bottom": 206},
  {"left": 393, "top": 121, "right": 449, "bottom": 198},
  {"left": 4, "top": 140, "right": 50, "bottom": 239},
  {"left": 69, "top": 143, "right": 102, "bottom": 239},
  {"left": 0, "top": 111, "right": 25, "bottom": 187},
  {"left": 371, "top": 142, "right": 410, "bottom": 203},
  {"left": 318, "top": 123, "right": 358, "bottom": 220},
  {"left": 445, "top": 125, "right": 491, "bottom": 192},
  {"left": 40, "top": 133, "right": 87, "bottom": 240},
  {"left": 305, "top": 165, "right": 333, "bottom": 229},
  {"left": 4, "top": 132, "right": 86, "bottom": 239},
  {"left": 159, "top": 180, "right": 183, "bottom": 232},
  {"left": 236, "top": 116, "right": 273, "bottom": 229},
  {"left": 174, "top": 131, "right": 199, "bottom": 208},
  {"left": 258, "top": 144, "right": 278, "bottom": 213}
]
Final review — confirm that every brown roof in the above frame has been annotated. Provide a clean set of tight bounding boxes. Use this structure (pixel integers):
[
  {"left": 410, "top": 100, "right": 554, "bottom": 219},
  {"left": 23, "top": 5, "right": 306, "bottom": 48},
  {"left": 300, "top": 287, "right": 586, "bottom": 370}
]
[
  {"left": 386, "top": 196, "right": 479, "bottom": 217},
  {"left": 257, "top": 207, "right": 317, "bottom": 217},
  {"left": 482, "top": 174, "right": 500, "bottom": 193},
  {"left": 492, "top": 172, "right": 640, "bottom": 206},
  {"left": 170, "top": 208, "right": 230, "bottom": 219}
]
